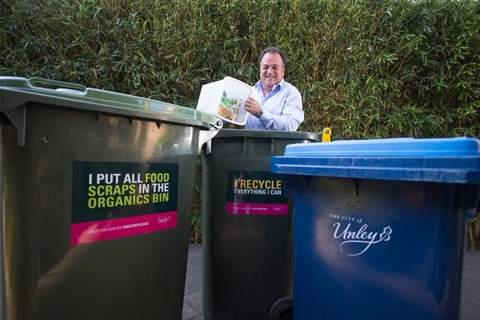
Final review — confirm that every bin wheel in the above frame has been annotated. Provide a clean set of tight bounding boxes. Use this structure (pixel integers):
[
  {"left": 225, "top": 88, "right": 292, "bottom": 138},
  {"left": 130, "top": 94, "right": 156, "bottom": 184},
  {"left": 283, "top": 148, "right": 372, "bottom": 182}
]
[{"left": 269, "top": 297, "right": 293, "bottom": 320}]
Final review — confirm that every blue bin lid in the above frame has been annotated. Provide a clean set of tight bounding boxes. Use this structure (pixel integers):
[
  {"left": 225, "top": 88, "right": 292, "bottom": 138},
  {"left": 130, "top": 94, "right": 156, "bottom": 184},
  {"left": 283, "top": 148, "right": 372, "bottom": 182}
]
[{"left": 270, "top": 137, "right": 480, "bottom": 183}]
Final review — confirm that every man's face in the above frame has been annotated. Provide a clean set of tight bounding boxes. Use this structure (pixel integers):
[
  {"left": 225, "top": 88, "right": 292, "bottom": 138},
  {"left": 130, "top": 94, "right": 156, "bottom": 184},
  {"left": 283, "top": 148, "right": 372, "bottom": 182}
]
[{"left": 260, "top": 52, "right": 285, "bottom": 89}]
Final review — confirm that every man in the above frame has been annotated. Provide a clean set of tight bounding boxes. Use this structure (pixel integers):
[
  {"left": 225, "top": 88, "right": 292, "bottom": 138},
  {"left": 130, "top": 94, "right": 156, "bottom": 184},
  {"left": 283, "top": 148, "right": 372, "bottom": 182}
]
[{"left": 243, "top": 47, "right": 304, "bottom": 131}]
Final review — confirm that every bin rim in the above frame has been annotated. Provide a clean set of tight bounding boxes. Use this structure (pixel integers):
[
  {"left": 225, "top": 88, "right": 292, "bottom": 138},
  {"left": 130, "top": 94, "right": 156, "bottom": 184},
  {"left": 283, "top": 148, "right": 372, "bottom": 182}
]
[
  {"left": 0, "top": 77, "right": 223, "bottom": 130},
  {"left": 280, "top": 137, "right": 480, "bottom": 157},
  {"left": 214, "top": 128, "right": 317, "bottom": 141}
]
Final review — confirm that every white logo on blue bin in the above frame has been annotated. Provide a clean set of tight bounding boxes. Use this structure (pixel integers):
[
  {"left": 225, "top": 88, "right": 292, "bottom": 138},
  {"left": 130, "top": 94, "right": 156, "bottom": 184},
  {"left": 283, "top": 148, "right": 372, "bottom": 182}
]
[{"left": 333, "top": 222, "right": 393, "bottom": 256}]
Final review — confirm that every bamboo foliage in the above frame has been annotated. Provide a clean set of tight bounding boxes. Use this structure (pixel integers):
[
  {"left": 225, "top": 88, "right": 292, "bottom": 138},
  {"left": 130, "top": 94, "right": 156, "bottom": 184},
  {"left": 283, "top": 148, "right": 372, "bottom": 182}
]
[{"left": 1, "top": 0, "right": 478, "bottom": 139}]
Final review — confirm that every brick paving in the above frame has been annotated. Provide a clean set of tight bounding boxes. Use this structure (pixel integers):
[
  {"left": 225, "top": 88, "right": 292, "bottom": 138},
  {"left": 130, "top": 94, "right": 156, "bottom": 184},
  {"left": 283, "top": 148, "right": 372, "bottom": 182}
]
[{"left": 182, "top": 244, "right": 480, "bottom": 320}]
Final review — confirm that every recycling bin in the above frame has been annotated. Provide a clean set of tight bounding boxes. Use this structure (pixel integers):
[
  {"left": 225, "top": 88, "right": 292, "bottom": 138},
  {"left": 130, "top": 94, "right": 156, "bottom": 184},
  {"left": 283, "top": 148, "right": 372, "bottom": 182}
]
[
  {"left": 0, "top": 77, "right": 222, "bottom": 320},
  {"left": 201, "top": 129, "right": 317, "bottom": 320},
  {"left": 270, "top": 137, "right": 480, "bottom": 320}
]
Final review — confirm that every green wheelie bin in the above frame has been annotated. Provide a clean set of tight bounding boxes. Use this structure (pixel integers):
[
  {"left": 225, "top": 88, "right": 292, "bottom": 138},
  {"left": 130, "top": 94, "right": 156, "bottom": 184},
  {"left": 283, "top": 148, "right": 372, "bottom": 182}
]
[
  {"left": 0, "top": 77, "right": 222, "bottom": 320},
  {"left": 201, "top": 129, "right": 317, "bottom": 320}
]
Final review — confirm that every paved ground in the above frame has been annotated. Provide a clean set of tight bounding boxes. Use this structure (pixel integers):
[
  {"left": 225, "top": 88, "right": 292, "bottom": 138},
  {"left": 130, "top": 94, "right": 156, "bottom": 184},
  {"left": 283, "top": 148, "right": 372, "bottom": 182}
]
[
  {"left": 182, "top": 244, "right": 203, "bottom": 320},
  {"left": 182, "top": 244, "right": 480, "bottom": 320}
]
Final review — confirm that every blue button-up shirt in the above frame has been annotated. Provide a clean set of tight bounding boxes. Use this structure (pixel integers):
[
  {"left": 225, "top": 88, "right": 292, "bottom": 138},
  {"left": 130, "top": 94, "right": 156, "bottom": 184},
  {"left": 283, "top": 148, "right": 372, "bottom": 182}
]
[{"left": 245, "top": 79, "right": 304, "bottom": 131}]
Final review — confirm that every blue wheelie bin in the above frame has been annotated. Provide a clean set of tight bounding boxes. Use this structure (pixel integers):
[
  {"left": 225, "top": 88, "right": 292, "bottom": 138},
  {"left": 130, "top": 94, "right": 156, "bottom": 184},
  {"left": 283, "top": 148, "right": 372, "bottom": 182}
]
[{"left": 271, "top": 137, "right": 480, "bottom": 320}]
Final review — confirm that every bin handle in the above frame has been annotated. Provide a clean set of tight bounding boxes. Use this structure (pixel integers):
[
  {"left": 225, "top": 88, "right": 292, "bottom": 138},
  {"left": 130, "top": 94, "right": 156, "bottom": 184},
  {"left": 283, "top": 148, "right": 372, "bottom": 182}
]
[
  {"left": 28, "top": 77, "right": 87, "bottom": 93},
  {"left": 322, "top": 127, "right": 332, "bottom": 142}
]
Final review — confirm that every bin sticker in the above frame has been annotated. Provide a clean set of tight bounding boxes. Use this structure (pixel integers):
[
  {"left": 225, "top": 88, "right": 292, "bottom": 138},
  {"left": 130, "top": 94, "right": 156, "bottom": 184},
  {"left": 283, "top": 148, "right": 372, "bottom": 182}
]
[
  {"left": 71, "top": 161, "right": 179, "bottom": 245},
  {"left": 226, "top": 170, "right": 288, "bottom": 215},
  {"left": 328, "top": 213, "right": 393, "bottom": 256}
]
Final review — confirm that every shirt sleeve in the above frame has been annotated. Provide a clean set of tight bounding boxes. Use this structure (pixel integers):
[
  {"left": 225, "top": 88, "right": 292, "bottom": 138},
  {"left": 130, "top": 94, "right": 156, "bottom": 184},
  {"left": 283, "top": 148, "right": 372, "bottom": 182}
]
[{"left": 260, "top": 85, "right": 304, "bottom": 131}]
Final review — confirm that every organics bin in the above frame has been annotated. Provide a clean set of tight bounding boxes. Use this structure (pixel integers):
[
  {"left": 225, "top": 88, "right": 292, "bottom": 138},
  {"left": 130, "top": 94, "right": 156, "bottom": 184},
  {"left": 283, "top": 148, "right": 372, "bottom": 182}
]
[
  {"left": 270, "top": 137, "right": 480, "bottom": 320},
  {"left": 0, "top": 77, "right": 222, "bottom": 320},
  {"left": 202, "top": 129, "right": 317, "bottom": 320}
]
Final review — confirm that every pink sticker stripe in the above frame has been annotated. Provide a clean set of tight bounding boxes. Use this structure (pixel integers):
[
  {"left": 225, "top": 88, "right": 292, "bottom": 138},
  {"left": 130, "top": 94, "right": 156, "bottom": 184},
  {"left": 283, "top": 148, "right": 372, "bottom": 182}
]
[
  {"left": 70, "top": 211, "right": 177, "bottom": 245},
  {"left": 226, "top": 202, "right": 288, "bottom": 216}
]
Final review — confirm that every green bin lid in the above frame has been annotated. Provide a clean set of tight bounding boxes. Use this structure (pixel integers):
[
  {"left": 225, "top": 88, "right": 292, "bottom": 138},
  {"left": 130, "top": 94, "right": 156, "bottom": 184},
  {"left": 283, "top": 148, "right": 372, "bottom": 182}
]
[{"left": 0, "top": 77, "right": 223, "bottom": 130}]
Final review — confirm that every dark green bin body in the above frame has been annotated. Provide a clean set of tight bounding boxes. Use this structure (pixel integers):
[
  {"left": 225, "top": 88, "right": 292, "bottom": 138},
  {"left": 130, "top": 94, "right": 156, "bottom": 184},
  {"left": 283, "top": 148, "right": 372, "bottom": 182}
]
[
  {"left": 0, "top": 77, "right": 221, "bottom": 320},
  {"left": 202, "top": 129, "right": 317, "bottom": 320}
]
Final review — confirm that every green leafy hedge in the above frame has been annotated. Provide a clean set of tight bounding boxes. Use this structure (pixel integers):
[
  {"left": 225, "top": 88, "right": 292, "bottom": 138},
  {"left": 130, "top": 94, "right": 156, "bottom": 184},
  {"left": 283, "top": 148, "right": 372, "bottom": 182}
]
[{"left": 1, "top": 0, "right": 479, "bottom": 139}]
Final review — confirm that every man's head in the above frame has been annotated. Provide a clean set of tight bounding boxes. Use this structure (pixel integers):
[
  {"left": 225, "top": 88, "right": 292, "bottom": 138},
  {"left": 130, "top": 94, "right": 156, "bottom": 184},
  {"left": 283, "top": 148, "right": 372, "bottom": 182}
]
[{"left": 259, "top": 47, "right": 285, "bottom": 91}]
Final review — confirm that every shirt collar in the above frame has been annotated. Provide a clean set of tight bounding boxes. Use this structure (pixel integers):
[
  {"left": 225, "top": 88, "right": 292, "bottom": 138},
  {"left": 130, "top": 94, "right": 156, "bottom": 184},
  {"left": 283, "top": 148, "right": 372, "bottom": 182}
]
[{"left": 254, "top": 78, "right": 285, "bottom": 92}]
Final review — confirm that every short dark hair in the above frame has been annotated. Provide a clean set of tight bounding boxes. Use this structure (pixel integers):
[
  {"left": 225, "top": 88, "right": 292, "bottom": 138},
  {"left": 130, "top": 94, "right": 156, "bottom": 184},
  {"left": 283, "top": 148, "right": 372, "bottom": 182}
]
[{"left": 259, "top": 47, "right": 286, "bottom": 67}]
